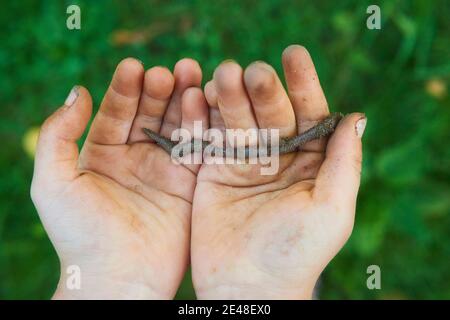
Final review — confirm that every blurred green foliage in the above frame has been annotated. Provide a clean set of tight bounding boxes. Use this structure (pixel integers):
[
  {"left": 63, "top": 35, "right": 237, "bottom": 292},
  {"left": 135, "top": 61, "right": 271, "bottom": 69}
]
[{"left": 0, "top": 0, "right": 449, "bottom": 299}]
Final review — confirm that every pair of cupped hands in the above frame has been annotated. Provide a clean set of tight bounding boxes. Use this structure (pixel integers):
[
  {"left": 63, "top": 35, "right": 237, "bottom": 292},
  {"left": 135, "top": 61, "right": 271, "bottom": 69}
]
[{"left": 31, "top": 45, "right": 366, "bottom": 299}]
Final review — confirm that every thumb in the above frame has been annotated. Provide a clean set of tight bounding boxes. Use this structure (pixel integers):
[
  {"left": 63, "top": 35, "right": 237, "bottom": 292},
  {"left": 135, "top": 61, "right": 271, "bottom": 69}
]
[
  {"left": 313, "top": 113, "right": 366, "bottom": 213},
  {"left": 32, "top": 86, "right": 92, "bottom": 187}
]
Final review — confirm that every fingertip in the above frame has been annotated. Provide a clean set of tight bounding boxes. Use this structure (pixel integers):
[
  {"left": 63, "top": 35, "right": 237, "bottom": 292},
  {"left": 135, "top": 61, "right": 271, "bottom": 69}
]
[
  {"left": 49, "top": 85, "right": 92, "bottom": 139},
  {"left": 282, "top": 44, "right": 310, "bottom": 67},
  {"left": 144, "top": 66, "right": 175, "bottom": 100},
  {"left": 174, "top": 58, "right": 202, "bottom": 85},
  {"left": 282, "top": 44, "right": 308, "bottom": 55},
  {"left": 73, "top": 85, "right": 93, "bottom": 107},
  {"left": 335, "top": 113, "right": 366, "bottom": 136},
  {"left": 112, "top": 57, "right": 145, "bottom": 97},
  {"left": 43, "top": 85, "right": 91, "bottom": 130},
  {"left": 330, "top": 113, "right": 366, "bottom": 146},
  {"left": 175, "top": 57, "right": 200, "bottom": 71},
  {"left": 118, "top": 57, "right": 145, "bottom": 73},
  {"left": 281, "top": 44, "right": 316, "bottom": 87},
  {"left": 213, "top": 61, "right": 243, "bottom": 93},
  {"left": 75, "top": 84, "right": 93, "bottom": 111},
  {"left": 244, "top": 61, "right": 277, "bottom": 95}
]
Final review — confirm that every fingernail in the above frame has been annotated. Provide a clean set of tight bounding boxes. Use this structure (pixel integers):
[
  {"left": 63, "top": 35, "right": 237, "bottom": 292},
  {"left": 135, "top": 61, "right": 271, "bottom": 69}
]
[
  {"left": 64, "top": 86, "right": 80, "bottom": 106},
  {"left": 221, "top": 59, "right": 236, "bottom": 64},
  {"left": 136, "top": 58, "right": 144, "bottom": 66},
  {"left": 250, "top": 60, "right": 267, "bottom": 65},
  {"left": 356, "top": 117, "right": 367, "bottom": 138}
]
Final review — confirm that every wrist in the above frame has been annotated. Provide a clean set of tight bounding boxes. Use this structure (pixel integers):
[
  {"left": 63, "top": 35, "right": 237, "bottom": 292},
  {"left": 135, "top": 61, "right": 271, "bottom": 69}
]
[
  {"left": 53, "top": 272, "right": 172, "bottom": 300},
  {"left": 195, "top": 284, "right": 314, "bottom": 300}
]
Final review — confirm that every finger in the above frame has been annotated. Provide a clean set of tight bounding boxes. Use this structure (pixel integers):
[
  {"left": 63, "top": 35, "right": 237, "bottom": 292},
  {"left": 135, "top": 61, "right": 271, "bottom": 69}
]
[
  {"left": 204, "top": 80, "right": 218, "bottom": 108},
  {"left": 282, "top": 45, "right": 329, "bottom": 151},
  {"left": 244, "top": 61, "right": 296, "bottom": 137},
  {"left": 313, "top": 113, "right": 366, "bottom": 214},
  {"left": 180, "top": 87, "right": 209, "bottom": 173},
  {"left": 214, "top": 61, "right": 257, "bottom": 130},
  {"left": 204, "top": 80, "right": 225, "bottom": 130},
  {"left": 209, "top": 108, "right": 226, "bottom": 131},
  {"left": 181, "top": 87, "right": 209, "bottom": 135},
  {"left": 128, "top": 66, "right": 175, "bottom": 143},
  {"left": 160, "top": 58, "right": 202, "bottom": 137},
  {"left": 87, "top": 58, "right": 144, "bottom": 145},
  {"left": 282, "top": 45, "right": 329, "bottom": 123},
  {"left": 32, "top": 86, "right": 92, "bottom": 187}
]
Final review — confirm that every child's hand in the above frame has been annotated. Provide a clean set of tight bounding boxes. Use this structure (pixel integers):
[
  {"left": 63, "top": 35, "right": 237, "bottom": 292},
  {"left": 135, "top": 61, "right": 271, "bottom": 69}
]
[
  {"left": 31, "top": 58, "right": 208, "bottom": 299},
  {"left": 192, "top": 45, "right": 366, "bottom": 299}
]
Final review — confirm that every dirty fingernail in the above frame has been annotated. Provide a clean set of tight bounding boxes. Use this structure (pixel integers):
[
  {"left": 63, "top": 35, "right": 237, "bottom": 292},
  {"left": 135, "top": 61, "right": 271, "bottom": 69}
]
[
  {"left": 221, "top": 59, "right": 237, "bottom": 64},
  {"left": 356, "top": 117, "right": 367, "bottom": 138},
  {"left": 64, "top": 86, "right": 80, "bottom": 106}
]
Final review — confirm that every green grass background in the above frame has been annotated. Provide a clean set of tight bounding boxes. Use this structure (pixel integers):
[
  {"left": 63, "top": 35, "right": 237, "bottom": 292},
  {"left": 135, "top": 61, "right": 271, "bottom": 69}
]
[{"left": 0, "top": 0, "right": 449, "bottom": 299}]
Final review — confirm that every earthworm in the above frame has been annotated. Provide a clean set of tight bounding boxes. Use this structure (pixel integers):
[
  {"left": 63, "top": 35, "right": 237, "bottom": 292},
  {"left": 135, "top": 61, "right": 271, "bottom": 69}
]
[{"left": 142, "top": 112, "right": 343, "bottom": 158}]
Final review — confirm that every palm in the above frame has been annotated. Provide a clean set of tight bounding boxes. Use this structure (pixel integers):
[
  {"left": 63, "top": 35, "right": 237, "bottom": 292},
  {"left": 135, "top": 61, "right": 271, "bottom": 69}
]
[
  {"left": 191, "top": 46, "right": 362, "bottom": 299},
  {"left": 193, "top": 153, "right": 348, "bottom": 297},
  {"left": 49, "top": 142, "right": 194, "bottom": 297},
  {"left": 32, "top": 58, "right": 207, "bottom": 299}
]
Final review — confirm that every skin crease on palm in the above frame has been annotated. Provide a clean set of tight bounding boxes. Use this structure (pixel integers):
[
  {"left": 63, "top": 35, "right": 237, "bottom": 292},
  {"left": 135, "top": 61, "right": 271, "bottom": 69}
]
[{"left": 31, "top": 45, "right": 365, "bottom": 300}]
